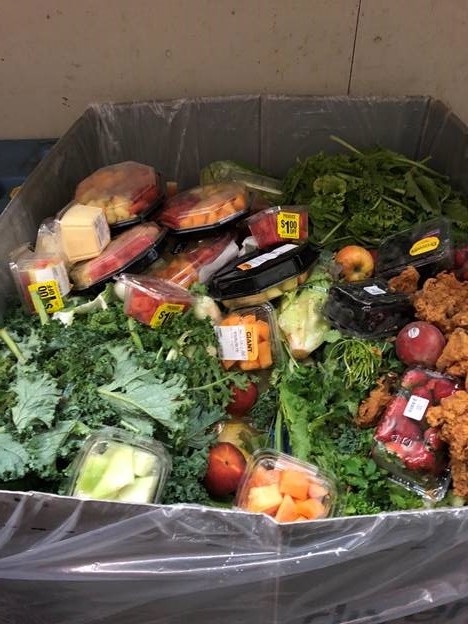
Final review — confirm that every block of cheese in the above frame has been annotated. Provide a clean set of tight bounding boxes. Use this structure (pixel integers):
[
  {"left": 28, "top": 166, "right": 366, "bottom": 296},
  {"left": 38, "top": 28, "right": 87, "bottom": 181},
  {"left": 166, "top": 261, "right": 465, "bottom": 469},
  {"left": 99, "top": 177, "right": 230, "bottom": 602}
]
[{"left": 59, "top": 203, "right": 111, "bottom": 263}]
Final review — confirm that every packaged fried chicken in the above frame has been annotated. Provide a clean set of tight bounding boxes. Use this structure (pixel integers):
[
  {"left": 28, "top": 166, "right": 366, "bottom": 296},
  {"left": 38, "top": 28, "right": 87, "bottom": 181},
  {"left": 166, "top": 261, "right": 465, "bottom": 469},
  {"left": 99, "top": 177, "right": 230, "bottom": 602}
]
[{"left": 372, "top": 366, "right": 460, "bottom": 501}]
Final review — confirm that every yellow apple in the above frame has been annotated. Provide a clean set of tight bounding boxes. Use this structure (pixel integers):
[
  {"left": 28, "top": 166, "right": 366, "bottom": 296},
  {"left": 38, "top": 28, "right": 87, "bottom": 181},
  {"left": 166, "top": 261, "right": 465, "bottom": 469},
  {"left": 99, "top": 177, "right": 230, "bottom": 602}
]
[{"left": 335, "top": 245, "right": 374, "bottom": 282}]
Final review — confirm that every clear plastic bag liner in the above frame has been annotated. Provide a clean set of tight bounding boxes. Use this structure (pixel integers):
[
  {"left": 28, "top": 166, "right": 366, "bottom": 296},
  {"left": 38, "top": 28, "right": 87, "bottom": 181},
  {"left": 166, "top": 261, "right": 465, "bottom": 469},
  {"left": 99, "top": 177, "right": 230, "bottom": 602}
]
[
  {"left": 2, "top": 96, "right": 468, "bottom": 622},
  {"left": 1, "top": 493, "right": 468, "bottom": 623}
]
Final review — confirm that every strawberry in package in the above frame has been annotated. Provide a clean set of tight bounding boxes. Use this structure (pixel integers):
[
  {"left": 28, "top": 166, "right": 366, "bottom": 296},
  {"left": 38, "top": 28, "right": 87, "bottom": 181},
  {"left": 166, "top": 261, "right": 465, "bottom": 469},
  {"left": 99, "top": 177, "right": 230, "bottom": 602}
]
[
  {"left": 372, "top": 367, "right": 460, "bottom": 501},
  {"left": 246, "top": 206, "right": 308, "bottom": 249},
  {"left": 75, "top": 161, "right": 165, "bottom": 231}
]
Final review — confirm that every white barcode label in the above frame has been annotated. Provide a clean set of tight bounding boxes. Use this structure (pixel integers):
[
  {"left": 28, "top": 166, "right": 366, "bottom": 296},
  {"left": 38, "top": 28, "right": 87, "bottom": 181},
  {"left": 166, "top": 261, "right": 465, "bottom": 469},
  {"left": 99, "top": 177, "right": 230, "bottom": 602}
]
[
  {"left": 403, "top": 395, "right": 429, "bottom": 421},
  {"left": 237, "top": 243, "right": 297, "bottom": 270},
  {"left": 364, "top": 285, "right": 386, "bottom": 296},
  {"left": 215, "top": 325, "right": 248, "bottom": 361}
]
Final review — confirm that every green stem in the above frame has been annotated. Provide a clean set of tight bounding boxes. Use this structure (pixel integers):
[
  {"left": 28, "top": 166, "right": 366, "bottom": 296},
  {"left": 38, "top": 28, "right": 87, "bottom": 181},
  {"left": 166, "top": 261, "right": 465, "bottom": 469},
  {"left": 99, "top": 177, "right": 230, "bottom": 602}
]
[
  {"left": 190, "top": 376, "right": 235, "bottom": 392},
  {"left": 330, "top": 135, "right": 362, "bottom": 155},
  {"left": 316, "top": 218, "right": 347, "bottom": 246},
  {"left": 120, "top": 418, "right": 140, "bottom": 434},
  {"left": 393, "top": 156, "right": 446, "bottom": 178},
  {"left": 381, "top": 193, "right": 415, "bottom": 214},
  {"left": 275, "top": 407, "right": 283, "bottom": 453},
  {"left": 30, "top": 291, "right": 49, "bottom": 325},
  {"left": 127, "top": 318, "right": 143, "bottom": 351},
  {"left": 0, "top": 328, "right": 26, "bottom": 364}
]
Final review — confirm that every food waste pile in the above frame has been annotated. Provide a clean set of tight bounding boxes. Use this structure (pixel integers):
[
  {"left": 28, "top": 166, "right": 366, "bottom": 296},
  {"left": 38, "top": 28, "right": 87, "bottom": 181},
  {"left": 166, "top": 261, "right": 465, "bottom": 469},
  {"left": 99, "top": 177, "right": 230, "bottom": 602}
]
[{"left": 2, "top": 139, "right": 468, "bottom": 522}]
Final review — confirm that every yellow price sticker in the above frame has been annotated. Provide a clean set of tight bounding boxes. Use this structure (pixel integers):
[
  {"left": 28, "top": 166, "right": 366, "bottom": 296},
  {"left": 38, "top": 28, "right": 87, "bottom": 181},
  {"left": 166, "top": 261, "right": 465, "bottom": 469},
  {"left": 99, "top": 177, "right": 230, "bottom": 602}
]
[
  {"left": 150, "top": 302, "right": 185, "bottom": 328},
  {"left": 28, "top": 280, "right": 64, "bottom": 314},
  {"left": 277, "top": 212, "right": 300, "bottom": 239},
  {"left": 409, "top": 236, "right": 440, "bottom": 256}
]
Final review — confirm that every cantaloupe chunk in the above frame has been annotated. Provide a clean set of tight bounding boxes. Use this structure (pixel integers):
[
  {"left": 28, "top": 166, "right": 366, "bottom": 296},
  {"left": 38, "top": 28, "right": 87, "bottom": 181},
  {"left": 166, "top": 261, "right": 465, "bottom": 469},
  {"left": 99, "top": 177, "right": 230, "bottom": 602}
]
[
  {"left": 205, "top": 211, "right": 219, "bottom": 225},
  {"left": 179, "top": 216, "right": 194, "bottom": 228},
  {"left": 279, "top": 469, "right": 310, "bottom": 501},
  {"left": 222, "top": 359, "right": 236, "bottom": 370},
  {"left": 295, "top": 498, "right": 327, "bottom": 520},
  {"left": 240, "top": 358, "right": 261, "bottom": 371},
  {"left": 308, "top": 481, "right": 329, "bottom": 500},
  {"left": 242, "top": 314, "right": 257, "bottom": 325},
  {"left": 191, "top": 213, "right": 207, "bottom": 228},
  {"left": 275, "top": 494, "right": 300, "bottom": 523},
  {"left": 233, "top": 195, "right": 246, "bottom": 210},
  {"left": 258, "top": 341, "right": 273, "bottom": 369},
  {"left": 251, "top": 466, "right": 281, "bottom": 487},
  {"left": 246, "top": 484, "right": 283, "bottom": 515},
  {"left": 221, "top": 315, "right": 243, "bottom": 326},
  {"left": 256, "top": 320, "right": 270, "bottom": 342}
]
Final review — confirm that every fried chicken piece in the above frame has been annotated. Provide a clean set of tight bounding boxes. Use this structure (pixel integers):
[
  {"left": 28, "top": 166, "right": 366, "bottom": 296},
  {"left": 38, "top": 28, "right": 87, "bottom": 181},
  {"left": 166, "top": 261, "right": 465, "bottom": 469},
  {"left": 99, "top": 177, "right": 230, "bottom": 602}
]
[
  {"left": 355, "top": 374, "right": 397, "bottom": 428},
  {"left": 449, "top": 459, "right": 468, "bottom": 497},
  {"left": 427, "top": 391, "right": 468, "bottom": 496},
  {"left": 413, "top": 272, "right": 468, "bottom": 335},
  {"left": 388, "top": 265, "right": 420, "bottom": 296},
  {"left": 436, "top": 328, "right": 468, "bottom": 377}
]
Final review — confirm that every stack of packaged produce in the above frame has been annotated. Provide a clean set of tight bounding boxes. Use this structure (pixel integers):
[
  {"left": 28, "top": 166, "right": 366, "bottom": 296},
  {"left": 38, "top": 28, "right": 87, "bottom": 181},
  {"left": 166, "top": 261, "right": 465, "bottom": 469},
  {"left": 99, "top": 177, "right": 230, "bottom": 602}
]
[{"left": 3, "top": 140, "right": 468, "bottom": 522}]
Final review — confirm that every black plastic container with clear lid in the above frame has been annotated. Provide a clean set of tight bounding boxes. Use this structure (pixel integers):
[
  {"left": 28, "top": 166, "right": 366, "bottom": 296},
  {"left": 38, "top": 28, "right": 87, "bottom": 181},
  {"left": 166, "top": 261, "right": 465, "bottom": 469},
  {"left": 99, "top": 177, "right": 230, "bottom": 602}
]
[
  {"left": 324, "top": 278, "right": 414, "bottom": 338},
  {"left": 376, "top": 217, "right": 453, "bottom": 281}
]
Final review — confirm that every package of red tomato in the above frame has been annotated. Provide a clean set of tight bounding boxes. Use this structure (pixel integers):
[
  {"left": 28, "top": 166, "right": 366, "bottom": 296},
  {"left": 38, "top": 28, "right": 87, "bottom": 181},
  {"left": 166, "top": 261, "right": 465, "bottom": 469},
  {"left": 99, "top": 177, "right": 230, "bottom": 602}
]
[
  {"left": 70, "top": 222, "right": 167, "bottom": 294},
  {"left": 157, "top": 183, "right": 248, "bottom": 236},
  {"left": 75, "top": 161, "right": 165, "bottom": 232},
  {"left": 10, "top": 247, "right": 72, "bottom": 315},
  {"left": 118, "top": 274, "right": 193, "bottom": 328},
  {"left": 214, "top": 303, "right": 282, "bottom": 372},
  {"left": 372, "top": 367, "right": 460, "bottom": 501},
  {"left": 147, "top": 234, "right": 239, "bottom": 288},
  {"left": 236, "top": 449, "right": 336, "bottom": 523},
  {"left": 246, "top": 206, "right": 308, "bottom": 249}
]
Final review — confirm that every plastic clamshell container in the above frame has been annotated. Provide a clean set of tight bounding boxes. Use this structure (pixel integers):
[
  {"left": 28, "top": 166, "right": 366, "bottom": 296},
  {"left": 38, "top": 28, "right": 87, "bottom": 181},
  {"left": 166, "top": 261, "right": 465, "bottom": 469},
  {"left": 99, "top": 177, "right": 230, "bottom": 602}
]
[
  {"left": 75, "top": 161, "right": 165, "bottom": 231},
  {"left": 324, "top": 278, "right": 414, "bottom": 338},
  {"left": 158, "top": 182, "right": 248, "bottom": 234},
  {"left": 209, "top": 242, "right": 318, "bottom": 309},
  {"left": 372, "top": 367, "right": 459, "bottom": 501},
  {"left": 147, "top": 233, "right": 239, "bottom": 288},
  {"left": 68, "top": 427, "right": 171, "bottom": 504},
  {"left": 10, "top": 250, "right": 71, "bottom": 314},
  {"left": 214, "top": 303, "right": 281, "bottom": 371},
  {"left": 376, "top": 217, "right": 453, "bottom": 281},
  {"left": 58, "top": 202, "right": 111, "bottom": 264},
  {"left": 119, "top": 273, "right": 193, "bottom": 327},
  {"left": 236, "top": 449, "right": 336, "bottom": 523},
  {"left": 247, "top": 206, "right": 308, "bottom": 248},
  {"left": 70, "top": 222, "right": 167, "bottom": 291}
]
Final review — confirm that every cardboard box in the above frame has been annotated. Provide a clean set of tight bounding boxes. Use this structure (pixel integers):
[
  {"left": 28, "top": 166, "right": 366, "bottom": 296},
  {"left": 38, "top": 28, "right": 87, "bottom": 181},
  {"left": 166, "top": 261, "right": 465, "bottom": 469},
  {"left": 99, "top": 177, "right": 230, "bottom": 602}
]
[{"left": 1, "top": 96, "right": 468, "bottom": 624}]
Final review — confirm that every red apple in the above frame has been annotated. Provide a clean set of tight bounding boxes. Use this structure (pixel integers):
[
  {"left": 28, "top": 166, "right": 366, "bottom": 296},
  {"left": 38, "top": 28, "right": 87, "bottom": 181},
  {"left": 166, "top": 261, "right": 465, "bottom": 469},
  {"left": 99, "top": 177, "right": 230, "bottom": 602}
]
[
  {"left": 204, "top": 442, "right": 247, "bottom": 498},
  {"left": 395, "top": 321, "right": 446, "bottom": 367},
  {"left": 226, "top": 381, "right": 258, "bottom": 417},
  {"left": 335, "top": 245, "right": 375, "bottom": 282}
]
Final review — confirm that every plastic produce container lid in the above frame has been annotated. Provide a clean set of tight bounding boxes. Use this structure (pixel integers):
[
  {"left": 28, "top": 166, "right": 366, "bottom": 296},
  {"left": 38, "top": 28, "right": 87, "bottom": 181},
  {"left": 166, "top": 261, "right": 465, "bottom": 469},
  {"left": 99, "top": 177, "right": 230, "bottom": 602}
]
[{"left": 209, "top": 242, "right": 318, "bottom": 300}]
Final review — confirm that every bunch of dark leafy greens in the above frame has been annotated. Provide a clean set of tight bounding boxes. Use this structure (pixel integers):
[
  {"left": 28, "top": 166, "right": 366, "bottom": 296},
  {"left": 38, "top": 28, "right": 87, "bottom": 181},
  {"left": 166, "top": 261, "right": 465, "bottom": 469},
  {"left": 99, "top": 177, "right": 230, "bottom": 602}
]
[
  {"left": 282, "top": 136, "right": 468, "bottom": 249},
  {"left": 0, "top": 295, "right": 247, "bottom": 504},
  {"left": 269, "top": 336, "right": 426, "bottom": 515}
]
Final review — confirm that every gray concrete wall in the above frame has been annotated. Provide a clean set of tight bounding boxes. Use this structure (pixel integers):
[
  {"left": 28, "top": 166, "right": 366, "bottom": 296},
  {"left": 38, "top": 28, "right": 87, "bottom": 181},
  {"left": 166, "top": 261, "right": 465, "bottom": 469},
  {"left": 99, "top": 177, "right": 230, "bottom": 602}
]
[{"left": 0, "top": 0, "right": 466, "bottom": 138}]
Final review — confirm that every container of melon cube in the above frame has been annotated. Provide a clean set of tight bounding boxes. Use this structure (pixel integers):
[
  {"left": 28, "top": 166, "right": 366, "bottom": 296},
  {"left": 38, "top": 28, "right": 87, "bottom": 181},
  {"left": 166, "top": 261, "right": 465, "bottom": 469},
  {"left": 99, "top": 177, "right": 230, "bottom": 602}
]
[
  {"left": 236, "top": 450, "right": 336, "bottom": 523},
  {"left": 215, "top": 303, "right": 282, "bottom": 372},
  {"left": 68, "top": 427, "right": 171, "bottom": 504},
  {"left": 157, "top": 182, "right": 249, "bottom": 236}
]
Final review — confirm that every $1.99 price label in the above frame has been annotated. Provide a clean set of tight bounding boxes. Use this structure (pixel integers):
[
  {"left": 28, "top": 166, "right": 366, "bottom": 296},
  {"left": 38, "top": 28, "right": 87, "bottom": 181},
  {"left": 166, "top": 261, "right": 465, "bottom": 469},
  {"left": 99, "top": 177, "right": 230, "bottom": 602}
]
[
  {"left": 150, "top": 302, "right": 185, "bottom": 328},
  {"left": 277, "top": 212, "right": 300, "bottom": 239},
  {"left": 28, "top": 280, "right": 64, "bottom": 314}
]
